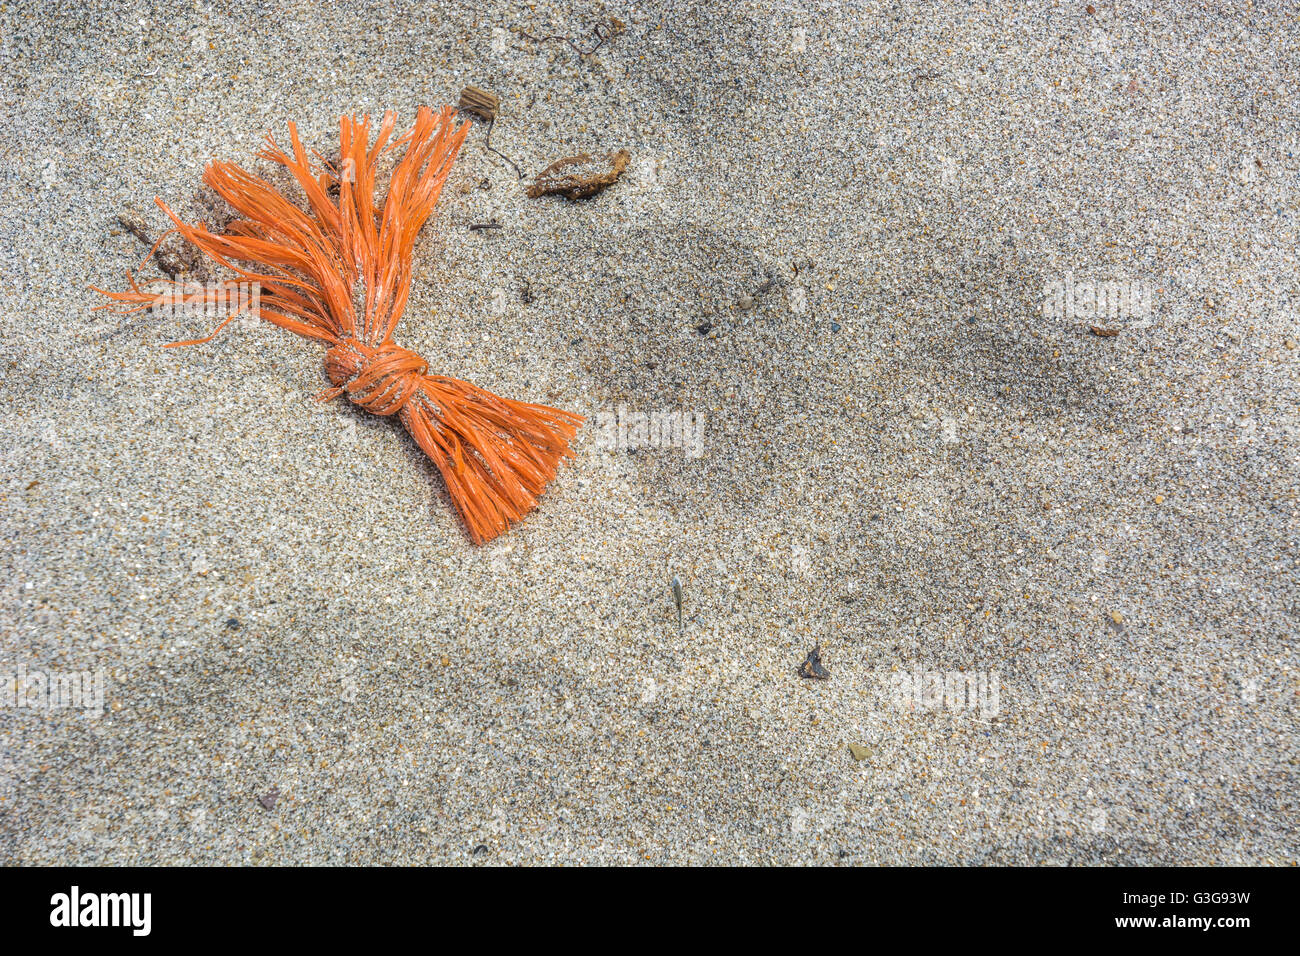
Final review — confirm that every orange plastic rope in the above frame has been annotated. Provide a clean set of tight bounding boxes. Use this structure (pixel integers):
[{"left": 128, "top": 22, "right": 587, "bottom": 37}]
[{"left": 92, "top": 106, "right": 583, "bottom": 543}]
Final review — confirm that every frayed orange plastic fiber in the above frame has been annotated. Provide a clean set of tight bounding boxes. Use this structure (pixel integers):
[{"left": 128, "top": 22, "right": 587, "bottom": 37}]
[{"left": 94, "top": 106, "right": 582, "bottom": 543}]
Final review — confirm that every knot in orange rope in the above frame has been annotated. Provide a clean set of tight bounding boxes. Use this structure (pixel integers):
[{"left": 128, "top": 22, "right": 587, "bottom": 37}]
[{"left": 323, "top": 339, "right": 428, "bottom": 416}]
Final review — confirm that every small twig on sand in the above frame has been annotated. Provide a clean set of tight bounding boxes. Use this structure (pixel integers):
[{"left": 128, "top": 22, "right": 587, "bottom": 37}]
[
  {"left": 483, "top": 119, "right": 523, "bottom": 181},
  {"left": 455, "top": 87, "right": 522, "bottom": 180}
]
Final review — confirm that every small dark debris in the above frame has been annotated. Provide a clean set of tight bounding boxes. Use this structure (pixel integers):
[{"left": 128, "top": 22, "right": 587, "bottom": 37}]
[
  {"left": 831, "top": 322, "right": 841, "bottom": 333},
  {"left": 671, "top": 575, "right": 683, "bottom": 635},
  {"left": 471, "top": 844, "right": 489, "bottom": 856},
  {"left": 798, "top": 643, "right": 830, "bottom": 680},
  {"left": 258, "top": 789, "right": 280, "bottom": 811},
  {"left": 514, "top": 18, "right": 625, "bottom": 59},
  {"left": 469, "top": 221, "right": 503, "bottom": 231},
  {"left": 224, "top": 617, "right": 241, "bottom": 630},
  {"left": 521, "top": 279, "right": 534, "bottom": 304},
  {"left": 696, "top": 321, "right": 713, "bottom": 336},
  {"left": 25, "top": 480, "right": 39, "bottom": 490},
  {"left": 322, "top": 152, "right": 345, "bottom": 197},
  {"left": 117, "top": 211, "right": 208, "bottom": 280},
  {"left": 910, "top": 70, "right": 943, "bottom": 91}
]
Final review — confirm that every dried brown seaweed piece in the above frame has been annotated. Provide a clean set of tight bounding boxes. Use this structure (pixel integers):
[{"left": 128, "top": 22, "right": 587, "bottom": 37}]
[{"left": 526, "top": 149, "right": 629, "bottom": 200}]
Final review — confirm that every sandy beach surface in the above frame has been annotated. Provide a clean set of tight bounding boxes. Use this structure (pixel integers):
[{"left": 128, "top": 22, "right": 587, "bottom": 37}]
[{"left": 0, "top": 0, "right": 1296, "bottom": 864}]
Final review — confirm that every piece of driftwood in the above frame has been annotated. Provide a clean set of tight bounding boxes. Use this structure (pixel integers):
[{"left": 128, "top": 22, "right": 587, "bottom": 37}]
[
  {"left": 526, "top": 149, "right": 630, "bottom": 200},
  {"left": 457, "top": 86, "right": 500, "bottom": 122}
]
